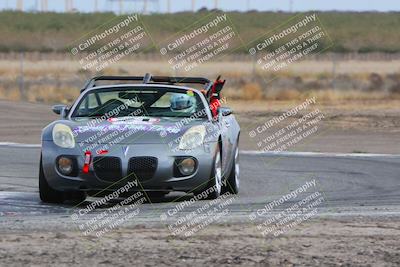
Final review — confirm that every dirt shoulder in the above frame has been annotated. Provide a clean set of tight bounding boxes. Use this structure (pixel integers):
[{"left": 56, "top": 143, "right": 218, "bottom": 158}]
[{"left": 0, "top": 217, "right": 399, "bottom": 266}]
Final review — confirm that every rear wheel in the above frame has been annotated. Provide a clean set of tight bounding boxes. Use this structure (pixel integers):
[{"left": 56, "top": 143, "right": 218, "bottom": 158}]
[
  {"left": 39, "top": 156, "right": 65, "bottom": 203},
  {"left": 223, "top": 145, "right": 239, "bottom": 194}
]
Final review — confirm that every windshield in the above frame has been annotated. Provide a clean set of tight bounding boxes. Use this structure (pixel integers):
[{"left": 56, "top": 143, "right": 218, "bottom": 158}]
[{"left": 71, "top": 87, "right": 207, "bottom": 118}]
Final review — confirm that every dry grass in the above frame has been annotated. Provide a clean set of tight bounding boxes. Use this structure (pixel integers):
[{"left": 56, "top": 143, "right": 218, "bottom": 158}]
[
  {"left": 0, "top": 87, "right": 21, "bottom": 101},
  {"left": 2, "top": 58, "right": 400, "bottom": 78},
  {"left": 0, "top": 85, "right": 79, "bottom": 104},
  {"left": 269, "top": 89, "right": 302, "bottom": 101},
  {"left": 275, "top": 89, "right": 394, "bottom": 101},
  {"left": 25, "top": 86, "right": 79, "bottom": 103},
  {"left": 224, "top": 85, "right": 395, "bottom": 102},
  {"left": 241, "top": 83, "right": 263, "bottom": 100},
  {"left": 1, "top": 57, "right": 400, "bottom": 104},
  {"left": 302, "top": 89, "right": 391, "bottom": 101},
  {"left": 228, "top": 98, "right": 400, "bottom": 114}
]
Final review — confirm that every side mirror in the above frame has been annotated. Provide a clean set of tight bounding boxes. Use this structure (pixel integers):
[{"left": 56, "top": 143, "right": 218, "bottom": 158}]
[
  {"left": 52, "top": 105, "right": 68, "bottom": 117},
  {"left": 218, "top": 107, "right": 233, "bottom": 116}
]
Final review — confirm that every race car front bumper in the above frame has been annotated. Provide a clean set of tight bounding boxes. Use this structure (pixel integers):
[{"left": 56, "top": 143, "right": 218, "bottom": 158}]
[{"left": 41, "top": 141, "right": 218, "bottom": 193}]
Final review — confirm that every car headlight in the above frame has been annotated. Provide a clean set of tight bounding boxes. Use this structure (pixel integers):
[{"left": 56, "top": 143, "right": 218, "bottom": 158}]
[
  {"left": 52, "top": 123, "right": 75, "bottom": 148},
  {"left": 178, "top": 125, "right": 206, "bottom": 150}
]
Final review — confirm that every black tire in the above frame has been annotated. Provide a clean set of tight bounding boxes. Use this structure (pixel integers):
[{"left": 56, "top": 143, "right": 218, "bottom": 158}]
[
  {"left": 39, "top": 155, "right": 65, "bottom": 203},
  {"left": 65, "top": 191, "right": 86, "bottom": 204},
  {"left": 223, "top": 145, "right": 239, "bottom": 194},
  {"left": 195, "top": 145, "right": 222, "bottom": 200}
]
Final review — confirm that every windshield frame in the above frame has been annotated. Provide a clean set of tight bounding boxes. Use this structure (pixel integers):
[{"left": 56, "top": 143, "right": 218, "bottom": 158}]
[{"left": 68, "top": 84, "right": 212, "bottom": 121}]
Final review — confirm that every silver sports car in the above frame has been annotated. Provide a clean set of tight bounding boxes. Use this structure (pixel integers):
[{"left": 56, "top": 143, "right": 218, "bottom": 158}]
[{"left": 39, "top": 74, "right": 240, "bottom": 203}]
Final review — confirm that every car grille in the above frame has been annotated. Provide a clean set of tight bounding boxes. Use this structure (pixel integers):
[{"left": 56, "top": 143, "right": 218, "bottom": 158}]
[
  {"left": 93, "top": 156, "right": 122, "bottom": 182},
  {"left": 128, "top": 157, "right": 158, "bottom": 181}
]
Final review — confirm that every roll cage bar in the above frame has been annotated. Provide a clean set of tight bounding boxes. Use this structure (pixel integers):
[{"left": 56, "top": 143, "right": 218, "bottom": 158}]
[{"left": 81, "top": 74, "right": 211, "bottom": 91}]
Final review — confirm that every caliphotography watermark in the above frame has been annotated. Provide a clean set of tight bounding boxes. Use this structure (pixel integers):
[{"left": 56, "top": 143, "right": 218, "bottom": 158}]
[
  {"left": 248, "top": 13, "right": 333, "bottom": 75},
  {"left": 248, "top": 96, "right": 325, "bottom": 152},
  {"left": 162, "top": 97, "right": 230, "bottom": 154},
  {"left": 158, "top": 13, "right": 241, "bottom": 72},
  {"left": 160, "top": 186, "right": 237, "bottom": 237},
  {"left": 71, "top": 95, "right": 182, "bottom": 155},
  {"left": 70, "top": 181, "right": 146, "bottom": 238},
  {"left": 249, "top": 179, "right": 325, "bottom": 237},
  {"left": 70, "top": 13, "right": 153, "bottom": 72}
]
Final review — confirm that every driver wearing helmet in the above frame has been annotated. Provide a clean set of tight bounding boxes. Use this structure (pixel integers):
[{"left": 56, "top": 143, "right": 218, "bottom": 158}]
[{"left": 170, "top": 93, "right": 196, "bottom": 114}]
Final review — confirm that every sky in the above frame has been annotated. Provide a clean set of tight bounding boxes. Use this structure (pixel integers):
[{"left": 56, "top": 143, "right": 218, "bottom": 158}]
[{"left": 2, "top": 0, "right": 400, "bottom": 13}]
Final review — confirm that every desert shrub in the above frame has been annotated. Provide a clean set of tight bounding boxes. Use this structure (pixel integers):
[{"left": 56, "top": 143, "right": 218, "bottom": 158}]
[
  {"left": 274, "top": 89, "right": 302, "bottom": 100},
  {"left": 389, "top": 84, "right": 400, "bottom": 94},
  {"left": 241, "top": 82, "right": 263, "bottom": 100},
  {"left": 0, "top": 86, "right": 21, "bottom": 101},
  {"left": 368, "top": 73, "right": 383, "bottom": 90},
  {"left": 26, "top": 85, "right": 79, "bottom": 104}
]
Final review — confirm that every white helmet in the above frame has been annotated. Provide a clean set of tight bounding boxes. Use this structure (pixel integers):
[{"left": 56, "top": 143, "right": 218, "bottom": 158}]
[{"left": 170, "top": 93, "right": 196, "bottom": 113}]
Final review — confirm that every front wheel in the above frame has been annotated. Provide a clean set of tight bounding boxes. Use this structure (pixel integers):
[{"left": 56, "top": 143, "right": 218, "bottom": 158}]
[
  {"left": 195, "top": 146, "right": 222, "bottom": 200},
  {"left": 39, "top": 155, "right": 65, "bottom": 203},
  {"left": 39, "top": 155, "right": 86, "bottom": 204}
]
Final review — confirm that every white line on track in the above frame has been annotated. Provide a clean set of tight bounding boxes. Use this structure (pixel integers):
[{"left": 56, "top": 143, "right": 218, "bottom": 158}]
[
  {"left": 241, "top": 150, "right": 400, "bottom": 158},
  {"left": 0, "top": 142, "right": 41, "bottom": 148}
]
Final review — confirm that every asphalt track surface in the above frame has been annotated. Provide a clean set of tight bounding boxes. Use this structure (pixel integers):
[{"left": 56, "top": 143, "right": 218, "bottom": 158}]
[{"left": 0, "top": 144, "right": 400, "bottom": 231}]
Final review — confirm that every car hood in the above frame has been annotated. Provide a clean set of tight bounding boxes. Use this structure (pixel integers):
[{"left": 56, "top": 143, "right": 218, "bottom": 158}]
[{"left": 69, "top": 116, "right": 205, "bottom": 145}]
